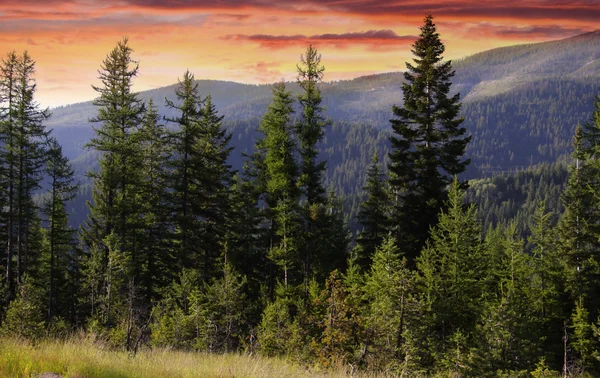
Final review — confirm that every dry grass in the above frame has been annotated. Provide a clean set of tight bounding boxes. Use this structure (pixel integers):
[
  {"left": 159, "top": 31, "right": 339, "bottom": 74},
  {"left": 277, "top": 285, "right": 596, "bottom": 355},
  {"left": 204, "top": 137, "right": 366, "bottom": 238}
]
[{"left": 0, "top": 337, "right": 386, "bottom": 378}]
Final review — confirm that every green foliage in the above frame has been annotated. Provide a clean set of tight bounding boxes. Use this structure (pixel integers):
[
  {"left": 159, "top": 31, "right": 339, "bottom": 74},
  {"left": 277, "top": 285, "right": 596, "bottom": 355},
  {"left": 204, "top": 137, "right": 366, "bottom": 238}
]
[
  {"left": 363, "top": 237, "right": 416, "bottom": 371},
  {"left": 355, "top": 153, "right": 391, "bottom": 271},
  {"left": 0, "top": 276, "right": 45, "bottom": 339},
  {"left": 388, "top": 15, "right": 471, "bottom": 264},
  {"left": 416, "top": 178, "right": 484, "bottom": 371}
]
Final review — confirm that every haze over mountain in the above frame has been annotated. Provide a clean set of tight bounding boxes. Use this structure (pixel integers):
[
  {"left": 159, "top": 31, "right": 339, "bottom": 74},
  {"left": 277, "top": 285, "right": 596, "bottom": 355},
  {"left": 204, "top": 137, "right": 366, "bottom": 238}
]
[{"left": 47, "top": 31, "right": 600, "bottom": 225}]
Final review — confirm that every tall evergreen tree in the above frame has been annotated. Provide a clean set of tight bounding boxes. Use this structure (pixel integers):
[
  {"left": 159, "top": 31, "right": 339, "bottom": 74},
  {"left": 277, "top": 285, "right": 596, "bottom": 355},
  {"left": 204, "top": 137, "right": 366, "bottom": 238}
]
[
  {"left": 0, "top": 51, "right": 50, "bottom": 304},
  {"left": 43, "top": 137, "right": 78, "bottom": 323},
  {"left": 135, "top": 99, "right": 172, "bottom": 302},
  {"left": 558, "top": 98, "right": 600, "bottom": 318},
  {"left": 295, "top": 45, "right": 346, "bottom": 293},
  {"left": 167, "top": 73, "right": 233, "bottom": 283},
  {"left": 165, "top": 70, "right": 203, "bottom": 275},
  {"left": 388, "top": 15, "right": 471, "bottom": 264},
  {"left": 0, "top": 51, "right": 20, "bottom": 301},
  {"left": 197, "top": 94, "right": 233, "bottom": 281},
  {"left": 82, "top": 37, "right": 145, "bottom": 329},
  {"left": 256, "top": 82, "right": 300, "bottom": 291}
]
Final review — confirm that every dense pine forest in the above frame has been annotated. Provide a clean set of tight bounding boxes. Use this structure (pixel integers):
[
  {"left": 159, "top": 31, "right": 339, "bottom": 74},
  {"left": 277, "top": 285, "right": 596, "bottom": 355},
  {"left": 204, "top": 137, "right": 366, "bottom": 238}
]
[{"left": 3, "top": 15, "right": 600, "bottom": 377}]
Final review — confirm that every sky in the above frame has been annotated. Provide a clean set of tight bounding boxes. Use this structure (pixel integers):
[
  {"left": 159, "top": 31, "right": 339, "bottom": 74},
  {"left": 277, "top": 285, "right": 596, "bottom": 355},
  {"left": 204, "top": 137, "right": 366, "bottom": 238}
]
[{"left": 0, "top": 0, "right": 598, "bottom": 107}]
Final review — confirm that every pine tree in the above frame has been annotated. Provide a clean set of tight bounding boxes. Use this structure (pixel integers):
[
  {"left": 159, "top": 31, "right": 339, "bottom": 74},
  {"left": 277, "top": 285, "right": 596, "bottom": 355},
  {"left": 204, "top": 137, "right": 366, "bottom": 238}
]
[
  {"left": 475, "top": 222, "right": 538, "bottom": 373},
  {"left": 557, "top": 126, "right": 598, "bottom": 302},
  {"left": 43, "top": 137, "right": 78, "bottom": 323},
  {"left": 388, "top": 15, "right": 471, "bottom": 264},
  {"left": 355, "top": 153, "right": 391, "bottom": 271},
  {"left": 196, "top": 258, "right": 246, "bottom": 353},
  {"left": 0, "top": 275, "right": 44, "bottom": 339}
]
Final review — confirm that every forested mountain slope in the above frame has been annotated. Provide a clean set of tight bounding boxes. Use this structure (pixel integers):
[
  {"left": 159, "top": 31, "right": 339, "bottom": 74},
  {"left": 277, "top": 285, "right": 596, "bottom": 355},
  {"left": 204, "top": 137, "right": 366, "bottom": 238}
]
[{"left": 47, "top": 31, "right": 600, "bottom": 226}]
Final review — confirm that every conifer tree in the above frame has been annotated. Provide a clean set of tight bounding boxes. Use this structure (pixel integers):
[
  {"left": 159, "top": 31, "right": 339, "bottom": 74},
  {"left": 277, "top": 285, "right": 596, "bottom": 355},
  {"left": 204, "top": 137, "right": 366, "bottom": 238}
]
[
  {"left": 257, "top": 81, "right": 300, "bottom": 291},
  {"left": 0, "top": 51, "right": 20, "bottom": 301},
  {"left": 529, "top": 201, "right": 567, "bottom": 364},
  {"left": 227, "top": 168, "right": 266, "bottom": 319},
  {"left": 558, "top": 96, "right": 600, "bottom": 318},
  {"left": 363, "top": 236, "right": 416, "bottom": 370},
  {"left": 167, "top": 72, "right": 232, "bottom": 283},
  {"left": 197, "top": 95, "right": 233, "bottom": 281},
  {"left": 296, "top": 46, "right": 345, "bottom": 293},
  {"left": 166, "top": 70, "right": 204, "bottom": 275},
  {"left": 13, "top": 52, "right": 50, "bottom": 289},
  {"left": 83, "top": 37, "right": 145, "bottom": 329},
  {"left": 557, "top": 126, "right": 597, "bottom": 302},
  {"left": 43, "top": 137, "right": 78, "bottom": 322},
  {"left": 476, "top": 222, "right": 538, "bottom": 373},
  {"left": 135, "top": 99, "right": 172, "bottom": 301},
  {"left": 417, "top": 179, "right": 484, "bottom": 368},
  {"left": 355, "top": 153, "right": 391, "bottom": 271},
  {"left": 388, "top": 15, "right": 470, "bottom": 264}
]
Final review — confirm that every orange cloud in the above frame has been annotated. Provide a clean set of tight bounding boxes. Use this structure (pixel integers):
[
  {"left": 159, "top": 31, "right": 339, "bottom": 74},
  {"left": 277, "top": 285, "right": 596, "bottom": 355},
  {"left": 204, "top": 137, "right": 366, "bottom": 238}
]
[
  {"left": 224, "top": 30, "right": 416, "bottom": 49},
  {"left": 0, "top": 0, "right": 597, "bottom": 107}
]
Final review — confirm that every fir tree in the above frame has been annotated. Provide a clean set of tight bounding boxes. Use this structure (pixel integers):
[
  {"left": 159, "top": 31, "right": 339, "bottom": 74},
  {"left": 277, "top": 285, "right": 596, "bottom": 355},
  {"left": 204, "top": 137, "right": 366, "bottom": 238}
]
[{"left": 388, "top": 15, "right": 470, "bottom": 264}]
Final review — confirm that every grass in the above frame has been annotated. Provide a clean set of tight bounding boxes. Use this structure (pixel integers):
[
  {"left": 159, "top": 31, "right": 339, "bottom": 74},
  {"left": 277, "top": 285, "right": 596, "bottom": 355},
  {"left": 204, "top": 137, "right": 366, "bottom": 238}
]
[{"left": 0, "top": 337, "right": 383, "bottom": 378}]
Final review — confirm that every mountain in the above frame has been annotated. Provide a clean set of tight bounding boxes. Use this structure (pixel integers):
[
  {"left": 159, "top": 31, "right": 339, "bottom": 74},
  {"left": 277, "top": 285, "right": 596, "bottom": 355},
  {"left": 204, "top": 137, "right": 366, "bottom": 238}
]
[{"left": 45, "top": 31, "right": 600, "bottom": 226}]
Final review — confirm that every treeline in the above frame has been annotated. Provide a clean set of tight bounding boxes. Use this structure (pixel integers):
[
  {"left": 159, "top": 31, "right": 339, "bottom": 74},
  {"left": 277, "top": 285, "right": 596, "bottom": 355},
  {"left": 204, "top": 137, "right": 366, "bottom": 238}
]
[{"left": 3, "top": 15, "right": 600, "bottom": 378}]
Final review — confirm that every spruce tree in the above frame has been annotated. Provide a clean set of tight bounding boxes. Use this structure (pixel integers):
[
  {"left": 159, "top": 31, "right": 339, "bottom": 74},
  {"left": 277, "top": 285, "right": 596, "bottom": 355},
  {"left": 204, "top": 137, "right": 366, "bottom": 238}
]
[{"left": 388, "top": 15, "right": 470, "bottom": 264}]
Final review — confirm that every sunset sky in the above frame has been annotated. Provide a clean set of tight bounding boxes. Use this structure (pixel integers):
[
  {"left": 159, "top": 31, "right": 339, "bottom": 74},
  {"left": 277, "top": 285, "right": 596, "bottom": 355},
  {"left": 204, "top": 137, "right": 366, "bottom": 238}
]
[{"left": 1, "top": 0, "right": 598, "bottom": 107}]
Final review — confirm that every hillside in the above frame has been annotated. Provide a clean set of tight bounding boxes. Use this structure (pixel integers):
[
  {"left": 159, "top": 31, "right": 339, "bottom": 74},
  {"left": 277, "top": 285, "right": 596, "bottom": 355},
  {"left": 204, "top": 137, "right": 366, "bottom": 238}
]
[{"left": 45, "top": 31, "right": 600, "bottom": 227}]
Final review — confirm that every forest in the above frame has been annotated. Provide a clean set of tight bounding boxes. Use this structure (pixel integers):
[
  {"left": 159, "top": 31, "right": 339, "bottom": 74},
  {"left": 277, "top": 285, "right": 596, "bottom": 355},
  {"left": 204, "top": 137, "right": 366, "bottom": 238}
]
[{"left": 2, "top": 14, "right": 600, "bottom": 377}]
